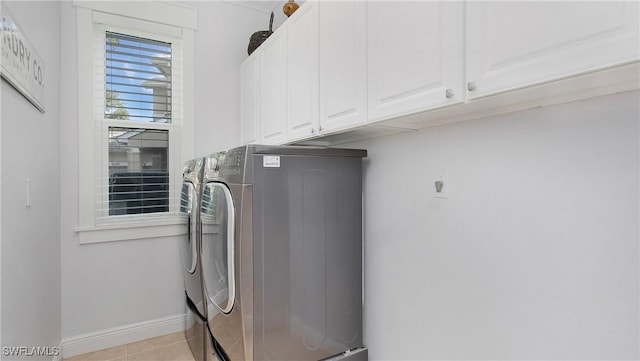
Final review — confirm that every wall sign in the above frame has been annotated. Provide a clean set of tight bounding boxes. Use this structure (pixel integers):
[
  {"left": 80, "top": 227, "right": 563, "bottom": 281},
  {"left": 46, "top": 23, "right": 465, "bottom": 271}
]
[{"left": 0, "top": 3, "right": 45, "bottom": 113}]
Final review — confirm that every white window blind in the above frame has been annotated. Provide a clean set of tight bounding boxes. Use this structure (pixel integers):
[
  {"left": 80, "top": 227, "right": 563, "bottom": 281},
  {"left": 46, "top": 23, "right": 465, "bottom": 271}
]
[
  {"left": 105, "top": 31, "right": 172, "bottom": 123},
  {"left": 107, "top": 127, "right": 169, "bottom": 215},
  {"left": 94, "top": 26, "right": 183, "bottom": 222}
]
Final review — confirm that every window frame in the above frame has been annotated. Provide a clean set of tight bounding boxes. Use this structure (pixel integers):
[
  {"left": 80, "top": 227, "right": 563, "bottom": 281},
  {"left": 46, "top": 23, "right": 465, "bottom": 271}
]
[
  {"left": 97, "top": 24, "right": 178, "bottom": 222},
  {"left": 75, "top": 2, "right": 196, "bottom": 244}
]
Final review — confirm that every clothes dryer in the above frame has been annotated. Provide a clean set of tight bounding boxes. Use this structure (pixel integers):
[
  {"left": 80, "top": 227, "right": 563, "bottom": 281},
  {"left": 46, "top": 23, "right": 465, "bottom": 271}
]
[
  {"left": 180, "top": 157, "right": 207, "bottom": 361},
  {"left": 199, "top": 145, "right": 368, "bottom": 361}
]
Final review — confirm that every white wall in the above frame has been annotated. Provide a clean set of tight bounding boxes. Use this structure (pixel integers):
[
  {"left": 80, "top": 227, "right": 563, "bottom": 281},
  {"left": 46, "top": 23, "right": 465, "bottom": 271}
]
[
  {"left": 1, "top": 0, "right": 62, "bottom": 357},
  {"left": 188, "top": 1, "right": 270, "bottom": 156},
  {"left": 351, "top": 91, "right": 639, "bottom": 360},
  {"left": 59, "top": 0, "right": 265, "bottom": 342}
]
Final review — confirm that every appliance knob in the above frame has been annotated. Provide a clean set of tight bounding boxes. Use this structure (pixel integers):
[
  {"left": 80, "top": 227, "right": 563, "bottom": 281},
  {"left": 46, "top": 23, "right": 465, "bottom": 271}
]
[
  {"left": 445, "top": 88, "right": 454, "bottom": 98},
  {"left": 467, "top": 82, "right": 477, "bottom": 92}
]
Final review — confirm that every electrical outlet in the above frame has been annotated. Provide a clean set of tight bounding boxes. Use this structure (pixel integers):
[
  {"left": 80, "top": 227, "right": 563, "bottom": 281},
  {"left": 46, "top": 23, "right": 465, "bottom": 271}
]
[{"left": 434, "top": 172, "right": 449, "bottom": 199}]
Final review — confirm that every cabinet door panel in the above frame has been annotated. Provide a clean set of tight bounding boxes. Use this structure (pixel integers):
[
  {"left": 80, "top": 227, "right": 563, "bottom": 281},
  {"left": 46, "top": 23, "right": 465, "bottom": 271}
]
[
  {"left": 467, "top": 2, "right": 640, "bottom": 98},
  {"left": 319, "top": 1, "right": 367, "bottom": 132},
  {"left": 287, "top": 2, "right": 320, "bottom": 141},
  {"left": 240, "top": 54, "right": 260, "bottom": 145},
  {"left": 261, "top": 28, "right": 288, "bottom": 145},
  {"left": 367, "top": 1, "right": 463, "bottom": 122}
]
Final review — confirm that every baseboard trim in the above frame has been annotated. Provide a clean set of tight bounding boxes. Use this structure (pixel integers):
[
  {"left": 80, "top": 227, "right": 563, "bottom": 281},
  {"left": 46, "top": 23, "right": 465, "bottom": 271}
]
[{"left": 61, "top": 314, "right": 186, "bottom": 358}]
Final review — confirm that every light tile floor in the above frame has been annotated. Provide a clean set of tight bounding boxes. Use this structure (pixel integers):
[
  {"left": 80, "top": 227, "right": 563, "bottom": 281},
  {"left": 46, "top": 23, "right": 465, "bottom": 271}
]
[{"left": 63, "top": 332, "right": 196, "bottom": 361}]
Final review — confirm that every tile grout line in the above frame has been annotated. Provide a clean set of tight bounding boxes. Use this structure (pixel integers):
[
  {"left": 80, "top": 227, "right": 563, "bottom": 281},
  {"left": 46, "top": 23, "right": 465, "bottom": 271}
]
[
  {"left": 123, "top": 333, "right": 190, "bottom": 360},
  {"left": 125, "top": 340, "right": 193, "bottom": 361},
  {"left": 125, "top": 339, "right": 187, "bottom": 359}
]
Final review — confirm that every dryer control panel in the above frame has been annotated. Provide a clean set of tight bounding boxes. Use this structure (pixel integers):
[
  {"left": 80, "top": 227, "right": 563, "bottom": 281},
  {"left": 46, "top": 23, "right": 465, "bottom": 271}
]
[{"left": 204, "top": 147, "right": 248, "bottom": 184}]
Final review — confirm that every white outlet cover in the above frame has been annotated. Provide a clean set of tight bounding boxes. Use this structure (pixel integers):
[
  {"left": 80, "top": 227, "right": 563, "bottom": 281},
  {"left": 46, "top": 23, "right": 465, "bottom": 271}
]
[{"left": 434, "top": 173, "right": 449, "bottom": 199}]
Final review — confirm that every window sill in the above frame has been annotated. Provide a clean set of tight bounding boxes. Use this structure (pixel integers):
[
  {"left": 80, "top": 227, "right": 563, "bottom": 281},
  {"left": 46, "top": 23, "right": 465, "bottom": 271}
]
[{"left": 76, "top": 220, "right": 186, "bottom": 244}]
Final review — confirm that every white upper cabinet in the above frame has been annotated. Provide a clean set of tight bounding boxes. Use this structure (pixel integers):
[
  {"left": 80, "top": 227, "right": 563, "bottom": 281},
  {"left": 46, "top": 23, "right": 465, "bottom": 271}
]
[
  {"left": 240, "top": 53, "right": 260, "bottom": 145},
  {"left": 260, "top": 26, "right": 288, "bottom": 145},
  {"left": 239, "top": 1, "right": 639, "bottom": 146},
  {"left": 466, "top": 1, "right": 640, "bottom": 99},
  {"left": 367, "top": 1, "right": 463, "bottom": 122},
  {"left": 319, "top": 0, "right": 368, "bottom": 133},
  {"left": 286, "top": 2, "right": 320, "bottom": 142}
]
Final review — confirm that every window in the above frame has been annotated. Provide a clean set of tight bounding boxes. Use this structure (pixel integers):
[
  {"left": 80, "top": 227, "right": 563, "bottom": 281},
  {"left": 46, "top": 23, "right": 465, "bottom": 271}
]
[
  {"left": 105, "top": 32, "right": 172, "bottom": 123},
  {"left": 75, "top": 2, "right": 197, "bottom": 243},
  {"left": 108, "top": 127, "right": 169, "bottom": 215},
  {"left": 103, "top": 31, "right": 172, "bottom": 216},
  {"left": 95, "top": 24, "right": 181, "bottom": 224}
]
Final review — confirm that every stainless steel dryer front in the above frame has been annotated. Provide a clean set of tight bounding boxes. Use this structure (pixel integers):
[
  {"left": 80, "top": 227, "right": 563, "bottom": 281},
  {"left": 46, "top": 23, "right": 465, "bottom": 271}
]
[
  {"left": 180, "top": 157, "right": 207, "bottom": 361},
  {"left": 199, "top": 145, "right": 368, "bottom": 361}
]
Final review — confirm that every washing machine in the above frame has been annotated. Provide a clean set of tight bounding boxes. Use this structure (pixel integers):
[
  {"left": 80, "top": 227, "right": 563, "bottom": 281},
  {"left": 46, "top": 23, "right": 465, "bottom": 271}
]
[
  {"left": 199, "top": 145, "right": 368, "bottom": 361},
  {"left": 180, "top": 157, "right": 207, "bottom": 361}
]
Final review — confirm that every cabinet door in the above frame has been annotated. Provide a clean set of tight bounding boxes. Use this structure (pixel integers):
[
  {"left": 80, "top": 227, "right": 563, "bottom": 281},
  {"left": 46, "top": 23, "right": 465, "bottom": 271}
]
[
  {"left": 466, "top": 2, "right": 640, "bottom": 99},
  {"left": 286, "top": 2, "right": 320, "bottom": 141},
  {"left": 260, "top": 27, "right": 288, "bottom": 145},
  {"left": 240, "top": 54, "right": 260, "bottom": 145},
  {"left": 319, "top": 0, "right": 367, "bottom": 132},
  {"left": 367, "top": 1, "right": 463, "bottom": 122}
]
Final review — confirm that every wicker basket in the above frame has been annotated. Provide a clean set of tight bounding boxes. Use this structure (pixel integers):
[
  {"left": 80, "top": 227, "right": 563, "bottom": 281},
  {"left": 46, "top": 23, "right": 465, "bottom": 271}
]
[{"left": 248, "top": 12, "right": 274, "bottom": 56}]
